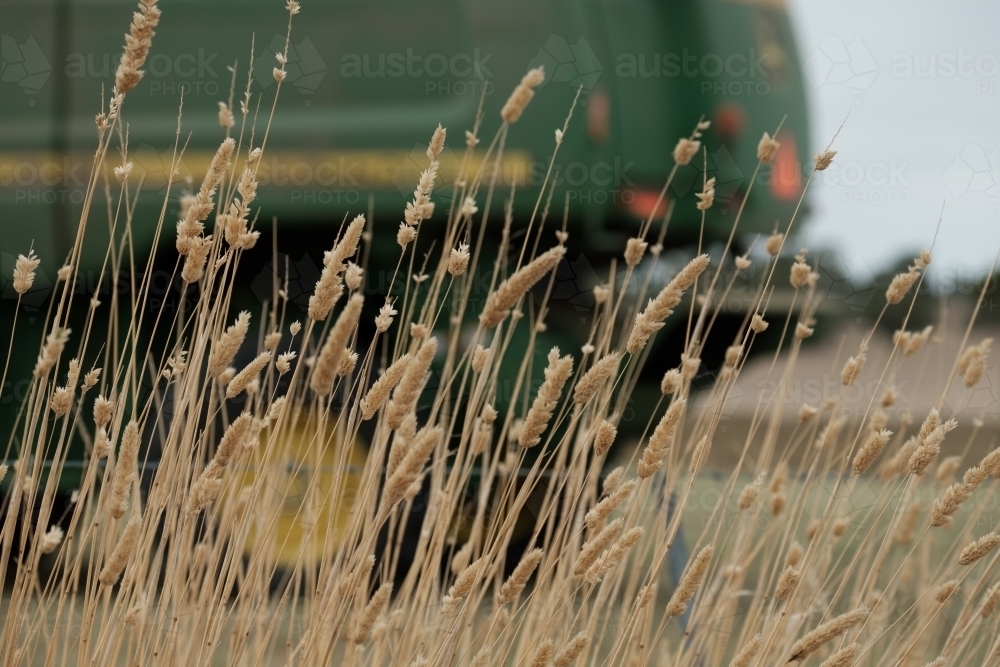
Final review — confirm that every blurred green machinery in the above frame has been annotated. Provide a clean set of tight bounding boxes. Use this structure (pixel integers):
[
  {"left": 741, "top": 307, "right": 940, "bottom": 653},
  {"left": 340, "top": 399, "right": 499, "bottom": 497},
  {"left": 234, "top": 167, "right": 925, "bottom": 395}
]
[
  {"left": 2, "top": 0, "right": 809, "bottom": 264},
  {"left": 0, "top": 0, "right": 810, "bottom": 494}
]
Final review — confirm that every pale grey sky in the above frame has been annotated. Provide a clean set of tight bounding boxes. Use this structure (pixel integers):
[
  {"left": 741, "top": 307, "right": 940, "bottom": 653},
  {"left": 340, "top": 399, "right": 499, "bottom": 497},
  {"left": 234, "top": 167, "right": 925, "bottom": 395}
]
[{"left": 786, "top": 0, "right": 1000, "bottom": 284}]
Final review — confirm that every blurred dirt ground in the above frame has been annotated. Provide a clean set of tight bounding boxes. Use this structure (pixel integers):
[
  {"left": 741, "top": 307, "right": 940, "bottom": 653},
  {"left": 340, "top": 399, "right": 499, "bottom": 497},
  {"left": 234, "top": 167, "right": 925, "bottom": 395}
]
[{"left": 653, "top": 314, "right": 1000, "bottom": 471}]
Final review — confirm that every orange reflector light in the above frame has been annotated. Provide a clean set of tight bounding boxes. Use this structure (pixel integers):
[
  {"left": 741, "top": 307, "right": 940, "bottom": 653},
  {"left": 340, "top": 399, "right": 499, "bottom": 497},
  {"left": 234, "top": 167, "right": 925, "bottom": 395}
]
[
  {"left": 621, "top": 188, "right": 668, "bottom": 221},
  {"left": 770, "top": 130, "right": 802, "bottom": 201},
  {"left": 587, "top": 89, "right": 610, "bottom": 145},
  {"left": 712, "top": 102, "right": 747, "bottom": 140}
]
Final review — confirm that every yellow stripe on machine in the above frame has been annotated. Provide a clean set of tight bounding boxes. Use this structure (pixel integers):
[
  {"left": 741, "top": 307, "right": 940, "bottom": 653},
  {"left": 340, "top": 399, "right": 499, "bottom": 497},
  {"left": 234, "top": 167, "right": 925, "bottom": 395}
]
[{"left": 0, "top": 148, "right": 533, "bottom": 192}]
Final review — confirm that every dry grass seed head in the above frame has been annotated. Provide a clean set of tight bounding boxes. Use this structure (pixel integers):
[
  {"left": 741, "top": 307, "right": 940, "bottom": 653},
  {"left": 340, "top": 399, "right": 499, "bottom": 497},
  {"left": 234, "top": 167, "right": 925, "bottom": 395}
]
[
  {"left": 661, "top": 368, "right": 682, "bottom": 394},
  {"left": 841, "top": 342, "right": 867, "bottom": 386},
  {"left": 497, "top": 548, "right": 544, "bottom": 605},
  {"left": 99, "top": 515, "right": 142, "bottom": 586},
  {"left": 585, "top": 479, "right": 638, "bottom": 530},
  {"left": 958, "top": 532, "right": 1000, "bottom": 565},
  {"left": 520, "top": 348, "right": 574, "bottom": 448},
  {"left": 310, "top": 295, "right": 364, "bottom": 396},
  {"left": 981, "top": 582, "right": 1000, "bottom": 617},
  {"left": 349, "top": 583, "right": 392, "bottom": 644},
  {"left": 626, "top": 254, "right": 709, "bottom": 354},
  {"left": 728, "top": 633, "right": 762, "bottom": 667},
  {"left": 638, "top": 398, "right": 686, "bottom": 478},
  {"left": 624, "top": 237, "right": 648, "bottom": 266},
  {"left": 226, "top": 351, "right": 271, "bottom": 398},
  {"left": 383, "top": 425, "right": 442, "bottom": 507},
  {"left": 776, "top": 566, "right": 800, "bottom": 601},
  {"left": 480, "top": 245, "right": 566, "bottom": 328},
  {"left": 448, "top": 242, "right": 471, "bottom": 276},
  {"left": 737, "top": 475, "right": 763, "bottom": 510},
  {"left": 573, "top": 518, "right": 623, "bottom": 576},
  {"left": 529, "top": 639, "right": 555, "bottom": 667},
  {"left": 361, "top": 354, "right": 413, "bottom": 420},
  {"left": 666, "top": 544, "right": 713, "bottom": 617},
  {"left": 552, "top": 632, "right": 590, "bottom": 667},
  {"left": 573, "top": 353, "right": 619, "bottom": 405},
  {"left": 787, "top": 541, "right": 804, "bottom": 567},
  {"left": 109, "top": 421, "right": 140, "bottom": 519},
  {"left": 443, "top": 557, "right": 486, "bottom": 613},
  {"left": 788, "top": 607, "right": 867, "bottom": 662},
  {"left": 814, "top": 148, "right": 837, "bottom": 171},
  {"left": 593, "top": 419, "right": 617, "bottom": 456},
  {"left": 13, "top": 252, "right": 41, "bottom": 294},
  {"left": 935, "top": 580, "right": 960, "bottom": 603},
  {"left": 673, "top": 138, "right": 701, "bottom": 166},
  {"left": 585, "top": 526, "right": 643, "bottom": 583},
  {"left": 757, "top": 131, "right": 780, "bottom": 163},
  {"left": 689, "top": 435, "right": 711, "bottom": 474},
  {"left": 386, "top": 337, "right": 437, "bottom": 428},
  {"left": 501, "top": 66, "right": 545, "bottom": 124},
  {"left": 853, "top": 429, "right": 893, "bottom": 474},
  {"left": 818, "top": 642, "right": 861, "bottom": 667}
]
